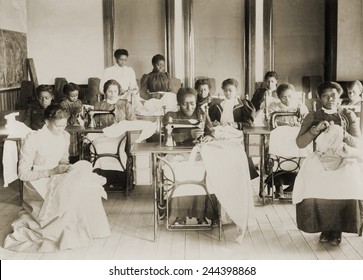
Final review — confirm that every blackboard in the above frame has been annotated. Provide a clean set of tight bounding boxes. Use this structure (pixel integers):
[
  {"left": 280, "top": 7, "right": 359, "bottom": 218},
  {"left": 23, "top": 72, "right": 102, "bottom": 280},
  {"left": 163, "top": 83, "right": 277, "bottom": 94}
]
[{"left": 0, "top": 29, "right": 27, "bottom": 89}]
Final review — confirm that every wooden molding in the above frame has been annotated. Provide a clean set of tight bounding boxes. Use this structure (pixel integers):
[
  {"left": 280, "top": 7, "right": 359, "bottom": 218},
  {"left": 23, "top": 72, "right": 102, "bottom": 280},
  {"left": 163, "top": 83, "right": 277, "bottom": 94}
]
[
  {"left": 324, "top": 0, "right": 337, "bottom": 81},
  {"left": 263, "top": 0, "right": 273, "bottom": 73},
  {"left": 103, "top": 0, "right": 115, "bottom": 68}
]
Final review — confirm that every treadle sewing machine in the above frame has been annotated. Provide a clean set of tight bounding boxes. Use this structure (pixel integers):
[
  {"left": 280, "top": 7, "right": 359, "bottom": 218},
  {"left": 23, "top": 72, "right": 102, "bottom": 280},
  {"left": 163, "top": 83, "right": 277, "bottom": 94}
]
[
  {"left": 84, "top": 109, "right": 115, "bottom": 128},
  {"left": 269, "top": 109, "right": 302, "bottom": 129},
  {"left": 162, "top": 116, "right": 205, "bottom": 147}
]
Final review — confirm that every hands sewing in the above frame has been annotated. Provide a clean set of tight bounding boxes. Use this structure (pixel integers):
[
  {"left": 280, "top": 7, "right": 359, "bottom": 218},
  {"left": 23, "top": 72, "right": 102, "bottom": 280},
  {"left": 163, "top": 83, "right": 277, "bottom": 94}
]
[
  {"left": 50, "top": 163, "right": 71, "bottom": 176},
  {"left": 191, "top": 128, "right": 213, "bottom": 143},
  {"left": 310, "top": 120, "right": 330, "bottom": 136}
]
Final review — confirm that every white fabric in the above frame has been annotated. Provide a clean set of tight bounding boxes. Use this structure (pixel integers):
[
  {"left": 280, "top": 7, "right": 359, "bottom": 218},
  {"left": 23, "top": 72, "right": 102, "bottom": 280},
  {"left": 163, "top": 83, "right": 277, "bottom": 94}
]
[
  {"left": 269, "top": 126, "right": 313, "bottom": 158},
  {"left": 198, "top": 140, "right": 256, "bottom": 239},
  {"left": 99, "top": 64, "right": 138, "bottom": 92},
  {"left": 2, "top": 116, "right": 33, "bottom": 187},
  {"left": 86, "top": 120, "right": 157, "bottom": 171},
  {"left": 292, "top": 154, "right": 363, "bottom": 204},
  {"left": 103, "top": 120, "right": 157, "bottom": 142},
  {"left": 220, "top": 98, "right": 237, "bottom": 123},
  {"left": 136, "top": 92, "right": 178, "bottom": 116},
  {"left": 314, "top": 124, "right": 363, "bottom": 171},
  {"left": 211, "top": 125, "right": 243, "bottom": 140},
  {"left": 321, "top": 106, "right": 338, "bottom": 114},
  {"left": 162, "top": 154, "right": 207, "bottom": 197},
  {"left": 4, "top": 160, "right": 110, "bottom": 252}
]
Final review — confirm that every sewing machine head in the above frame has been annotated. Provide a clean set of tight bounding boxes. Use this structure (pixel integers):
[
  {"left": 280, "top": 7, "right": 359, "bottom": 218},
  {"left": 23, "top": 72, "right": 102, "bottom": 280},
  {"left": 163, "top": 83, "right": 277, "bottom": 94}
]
[
  {"left": 163, "top": 116, "right": 205, "bottom": 147},
  {"left": 85, "top": 109, "right": 115, "bottom": 128}
]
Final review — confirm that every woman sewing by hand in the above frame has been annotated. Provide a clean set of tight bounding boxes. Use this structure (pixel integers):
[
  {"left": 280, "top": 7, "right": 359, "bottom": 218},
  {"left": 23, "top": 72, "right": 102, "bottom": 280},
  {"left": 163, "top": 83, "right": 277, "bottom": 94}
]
[{"left": 4, "top": 104, "right": 110, "bottom": 252}]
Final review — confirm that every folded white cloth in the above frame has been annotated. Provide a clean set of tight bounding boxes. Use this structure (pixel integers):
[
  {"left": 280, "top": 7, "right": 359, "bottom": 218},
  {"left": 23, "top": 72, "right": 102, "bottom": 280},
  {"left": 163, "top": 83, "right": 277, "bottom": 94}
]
[
  {"left": 2, "top": 115, "right": 33, "bottom": 187},
  {"left": 102, "top": 120, "right": 157, "bottom": 143},
  {"left": 269, "top": 126, "right": 313, "bottom": 158}
]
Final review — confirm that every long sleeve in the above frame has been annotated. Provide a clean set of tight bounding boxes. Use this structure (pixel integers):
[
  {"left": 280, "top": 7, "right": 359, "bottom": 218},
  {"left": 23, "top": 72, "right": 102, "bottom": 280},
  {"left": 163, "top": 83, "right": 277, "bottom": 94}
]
[
  {"left": 18, "top": 132, "right": 51, "bottom": 181},
  {"left": 296, "top": 112, "right": 317, "bottom": 148},
  {"left": 234, "top": 99, "right": 256, "bottom": 130},
  {"left": 343, "top": 109, "right": 361, "bottom": 148}
]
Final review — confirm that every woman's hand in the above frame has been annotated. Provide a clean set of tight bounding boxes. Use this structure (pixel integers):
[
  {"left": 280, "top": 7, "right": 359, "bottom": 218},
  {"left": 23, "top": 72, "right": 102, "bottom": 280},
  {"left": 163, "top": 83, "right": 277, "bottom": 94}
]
[
  {"left": 50, "top": 164, "right": 70, "bottom": 176},
  {"left": 310, "top": 120, "right": 330, "bottom": 135},
  {"left": 220, "top": 121, "right": 238, "bottom": 129},
  {"left": 191, "top": 128, "right": 204, "bottom": 140}
]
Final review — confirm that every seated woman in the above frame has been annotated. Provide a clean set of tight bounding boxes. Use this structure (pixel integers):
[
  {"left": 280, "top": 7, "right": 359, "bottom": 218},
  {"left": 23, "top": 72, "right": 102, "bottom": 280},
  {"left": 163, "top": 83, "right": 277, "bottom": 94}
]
[
  {"left": 60, "top": 82, "right": 83, "bottom": 162},
  {"left": 341, "top": 80, "right": 363, "bottom": 106},
  {"left": 136, "top": 72, "right": 178, "bottom": 116},
  {"left": 88, "top": 79, "right": 136, "bottom": 189},
  {"left": 23, "top": 84, "right": 55, "bottom": 130},
  {"left": 4, "top": 104, "right": 110, "bottom": 252},
  {"left": 162, "top": 87, "right": 214, "bottom": 225},
  {"left": 195, "top": 78, "right": 213, "bottom": 113},
  {"left": 140, "top": 54, "right": 168, "bottom": 100},
  {"left": 268, "top": 83, "right": 309, "bottom": 127},
  {"left": 293, "top": 81, "right": 363, "bottom": 246},
  {"left": 251, "top": 71, "right": 279, "bottom": 112},
  {"left": 208, "top": 78, "right": 258, "bottom": 179}
]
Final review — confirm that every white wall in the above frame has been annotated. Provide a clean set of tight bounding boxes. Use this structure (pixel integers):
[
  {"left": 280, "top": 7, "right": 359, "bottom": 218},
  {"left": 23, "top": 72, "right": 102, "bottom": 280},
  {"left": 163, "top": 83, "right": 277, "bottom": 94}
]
[
  {"left": 337, "top": 0, "right": 363, "bottom": 80},
  {"left": 26, "top": 0, "right": 104, "bottom": 85},
  {"left": 0, "top": 0, "right": 27, "bottom": 32}
]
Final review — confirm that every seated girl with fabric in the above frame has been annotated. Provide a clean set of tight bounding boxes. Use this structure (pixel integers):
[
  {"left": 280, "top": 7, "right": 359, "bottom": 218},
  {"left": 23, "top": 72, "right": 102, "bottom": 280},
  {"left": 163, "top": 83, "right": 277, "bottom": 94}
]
[
  {"left": 140, "top": 54, "right": 168, "bottom": 100},
  {"left": 195, "top": 78, "right": 213, "bottom": 113},
  {"left": 251, "top": 71, "right": 279, "bottom": 111},
  {"left": 162, "top": 88, "right": 256, "bottom": 240},
  {"left": 4, "top": 104, "right": 110, "bottom": 252},
  {"left": 136, "top": 72, "right": 178, "bottom": 116},
  {"left": 208, "top": 78, "right": 259, "bottom": 179},
  {"left": 88, "top": 79, "right": 136, "bottom": 189},
  {"left": 341, "top": 80, "right": 363, "bottom": 107},
  {"left": 268, "top": 83, "right": 309, "bottom": 127},
  {"left": 162, "top": 87, "right": 214, "bottom": 225},
  {"left": 293, "top": 81, "right": 363, "bottom": 246}
]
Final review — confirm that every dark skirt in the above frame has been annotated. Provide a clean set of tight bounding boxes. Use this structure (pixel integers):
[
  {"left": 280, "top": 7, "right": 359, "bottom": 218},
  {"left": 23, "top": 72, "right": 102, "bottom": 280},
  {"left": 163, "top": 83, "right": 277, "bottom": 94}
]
[
  {"left": 169, "top": 194, "right": 218, "bottom": 221},
  {"left": 296, "top": 198, "right": 363, "bottom": 235}
]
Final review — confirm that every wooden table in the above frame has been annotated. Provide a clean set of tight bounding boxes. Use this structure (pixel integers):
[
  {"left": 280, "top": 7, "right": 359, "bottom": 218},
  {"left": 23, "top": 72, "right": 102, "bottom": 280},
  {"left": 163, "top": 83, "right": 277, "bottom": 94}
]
[
  {"left": 0, "top": 126, "right": 24, "bottom": 199},
  {"left": 243, "top": 126, "right": 271, "bottom": 204}
]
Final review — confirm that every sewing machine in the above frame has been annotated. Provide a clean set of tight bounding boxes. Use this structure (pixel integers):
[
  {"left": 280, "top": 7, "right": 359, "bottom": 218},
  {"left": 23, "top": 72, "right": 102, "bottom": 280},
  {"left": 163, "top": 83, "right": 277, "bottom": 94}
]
[
  {"left": 86, "top": 109, "right": 115, "bottom": 128},
  {"left": 162, "top": 116, "right": 205, "bottom": 147}
]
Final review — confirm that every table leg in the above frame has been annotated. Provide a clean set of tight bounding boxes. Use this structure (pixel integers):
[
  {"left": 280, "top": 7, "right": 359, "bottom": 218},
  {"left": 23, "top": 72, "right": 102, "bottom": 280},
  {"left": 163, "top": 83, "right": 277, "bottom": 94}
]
[
  {"left": 152, "top": 153, "right": 157, "bottom": 242},
  {"left": 244, "top": 132, "right": 249, "bottom": 156},
  {"left": 259, "top": 134, "right": 265, "bottom": 203}
]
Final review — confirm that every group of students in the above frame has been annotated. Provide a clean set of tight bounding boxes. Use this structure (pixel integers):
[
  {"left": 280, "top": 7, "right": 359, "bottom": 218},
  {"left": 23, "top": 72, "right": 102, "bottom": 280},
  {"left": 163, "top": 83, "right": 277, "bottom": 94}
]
[{"left": 3, "top": 47, "right": 363, "bottom": 252}]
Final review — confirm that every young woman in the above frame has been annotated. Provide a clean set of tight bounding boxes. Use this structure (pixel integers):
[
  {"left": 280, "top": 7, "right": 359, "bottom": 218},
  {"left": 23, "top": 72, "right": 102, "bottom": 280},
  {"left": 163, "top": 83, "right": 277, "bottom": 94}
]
[
  {"left": 23, "top": 84, "right": 55, "bottom": 130},
  {"left": 162, "top": 87, "right": 214, "bottom": 225},
  {"left": 140, "top": 54, "right": 168, "bottom": 100},
  {"left": 268, "top": 83, "right": 309, "bottom": 127},
  {"left": 90, "top": 79, "right": 136, "bottom": 189},
  {"left": 208, "top": 78, "right": 258, "bottom": 179},
  {"left": 4, "top": 104, "right": 110, "bottom": 252},
  {"left": 293, "top": 81, "right": 363, "bottom": 246}
]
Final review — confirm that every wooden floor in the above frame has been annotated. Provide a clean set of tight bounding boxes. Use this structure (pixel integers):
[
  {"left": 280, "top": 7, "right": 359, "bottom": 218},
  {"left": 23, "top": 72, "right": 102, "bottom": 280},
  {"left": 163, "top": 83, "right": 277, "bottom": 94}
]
[{"left": 0, "top": 177, "right": 362, "bottom": 260}]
